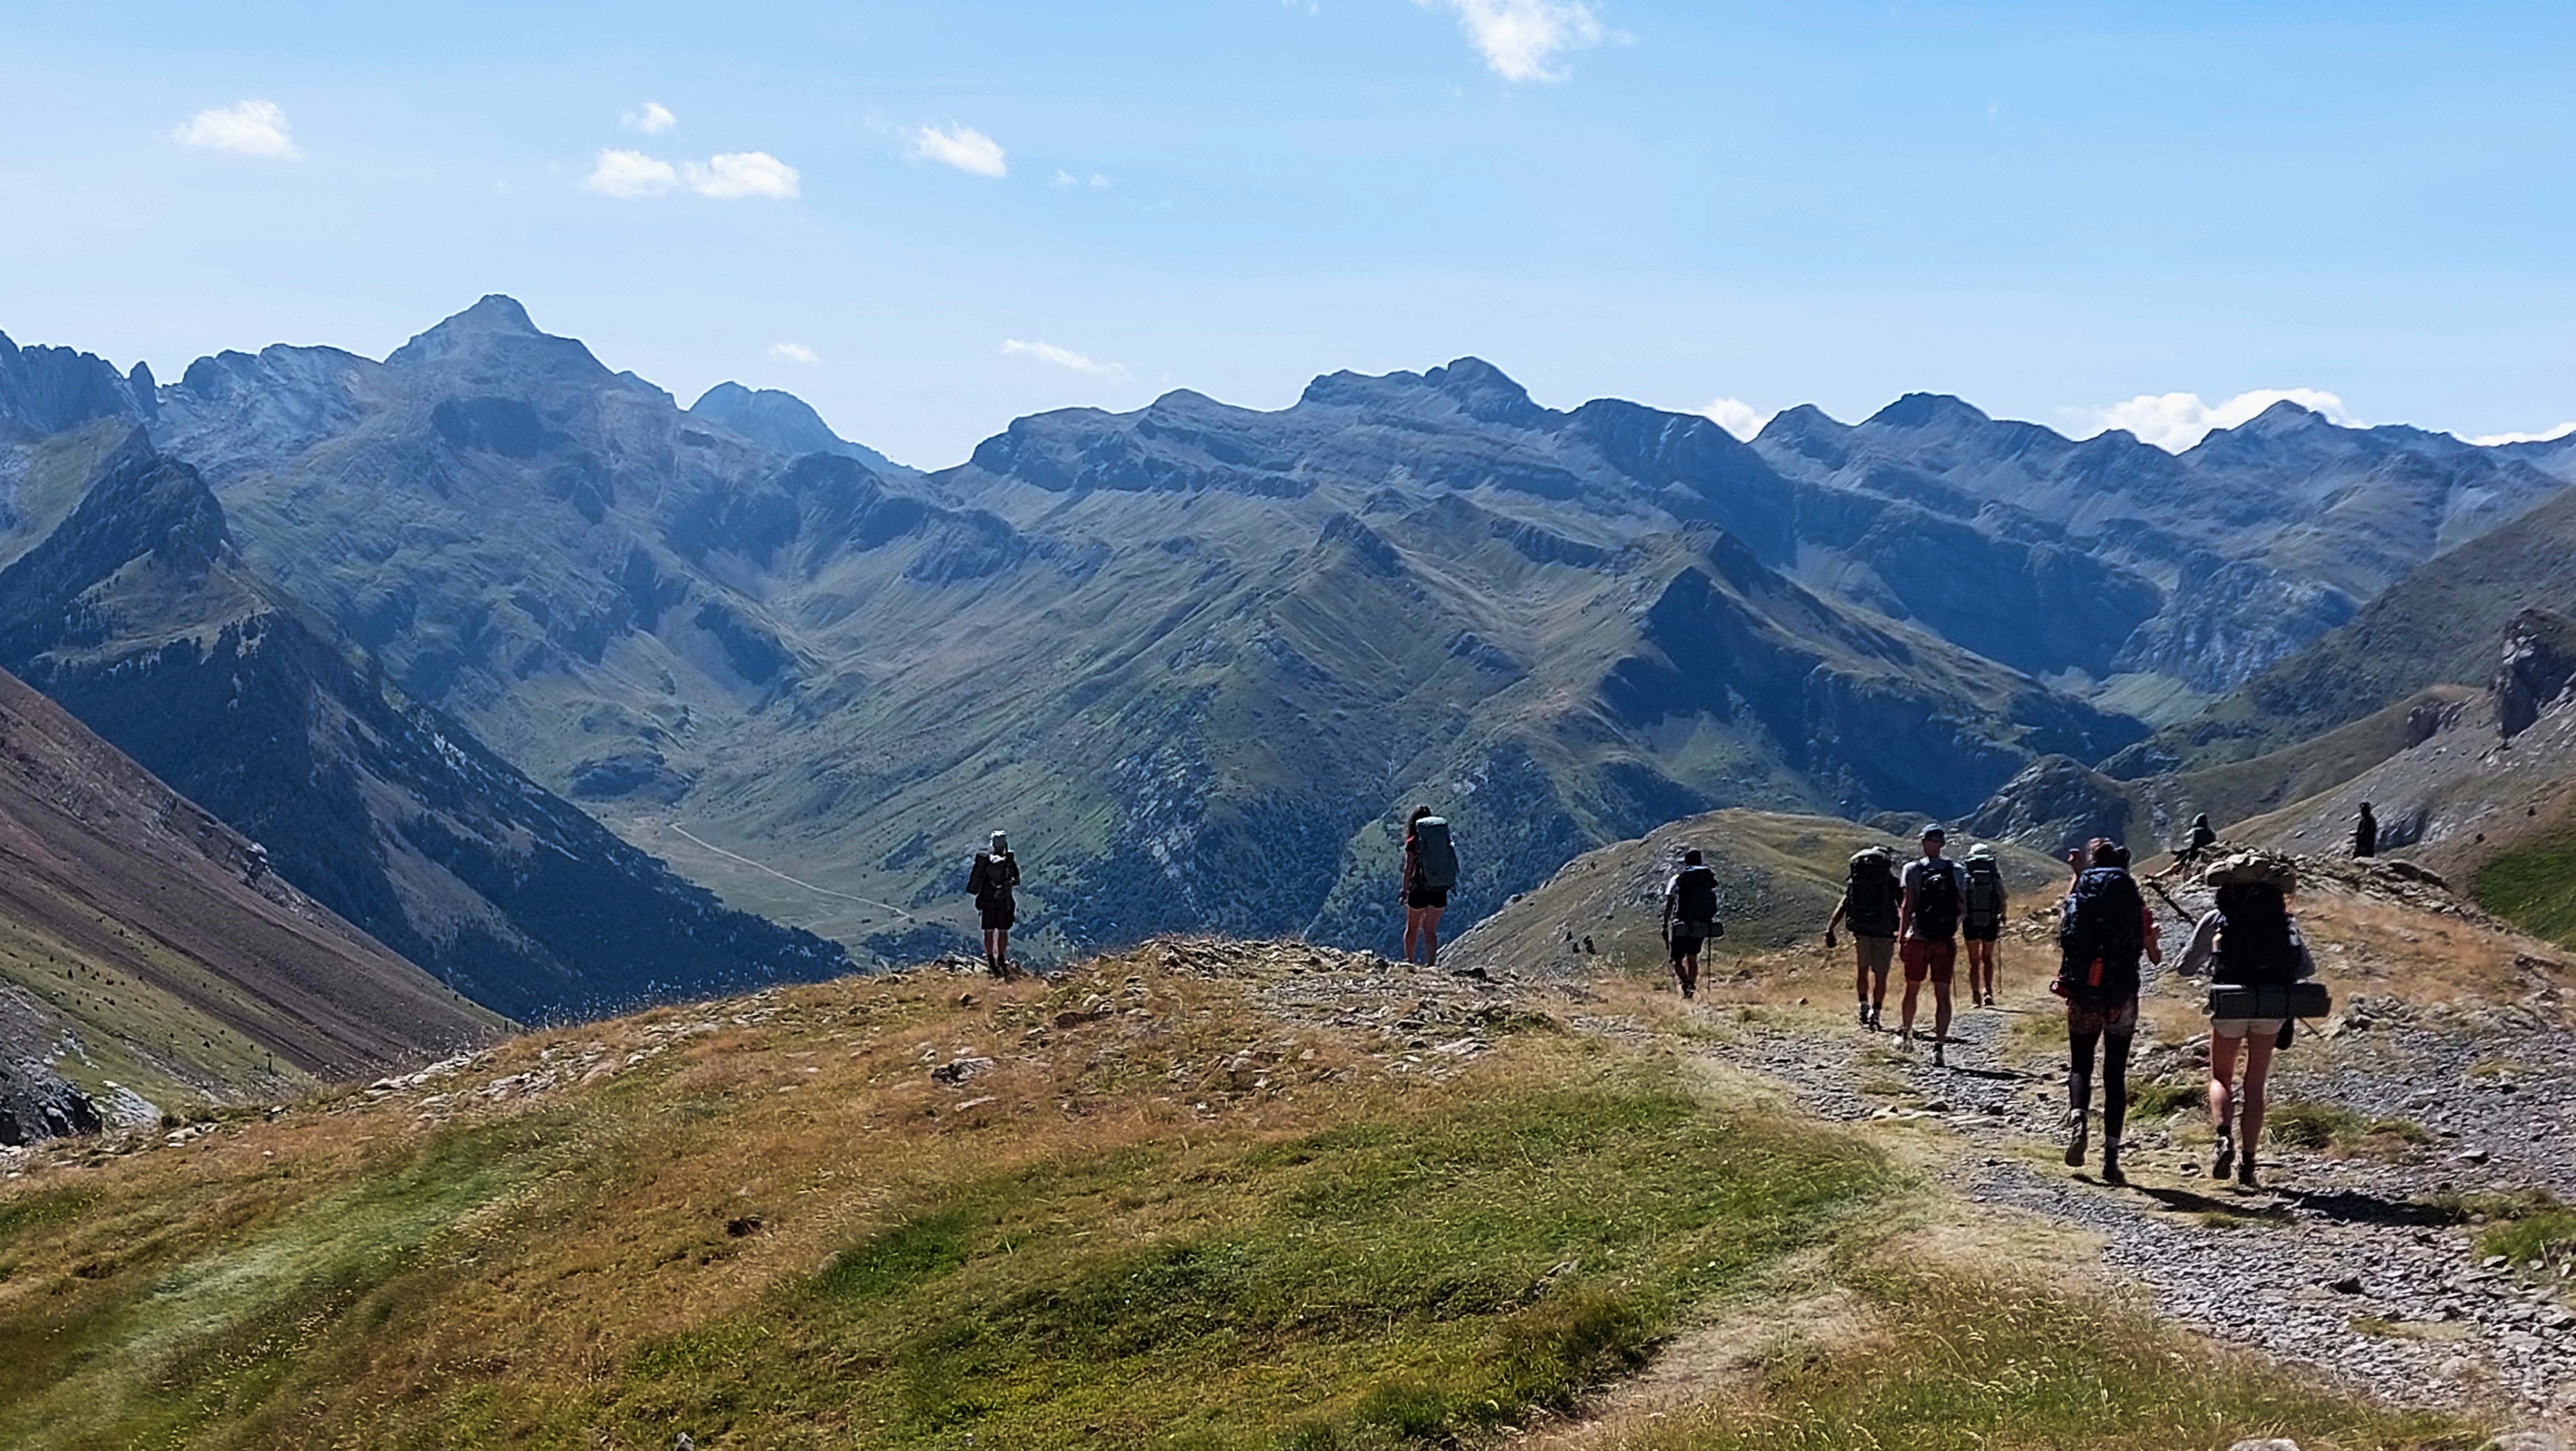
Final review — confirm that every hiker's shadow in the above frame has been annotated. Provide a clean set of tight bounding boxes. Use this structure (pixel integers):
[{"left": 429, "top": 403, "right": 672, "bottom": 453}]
[
  {"left": 1947, "top": 1065, "right": 2029, "bottom": 1082},
  {"left": 2285, "top": 1187, "right": 2465, "bottom": 1229},
  {"left": 2134, "top": 1185, "right": 2295, "bottom": 1223}
]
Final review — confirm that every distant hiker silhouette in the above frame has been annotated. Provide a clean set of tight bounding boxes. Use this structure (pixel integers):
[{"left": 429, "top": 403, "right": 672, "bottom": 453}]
[
  {"left": 2352, "top": 802, "right": 2379, "bottom": 859},
  {"left": 1401, "top": 807, "right": 1457, "bottom": 966},
  {"left": 1826, "top": 845, "right": 1900, "bottom": 1029},
  {"left": 2188, "top": 813, "right": 2217, "bottom": 855},
  {"left": 1662, "top": 848, "right": 1722, "bottom": 1000},
  {"left": 2052, "top": 839, "right": 2160, "bottom": 1186},
  {"left": 967, "top": 831, "right": 1021, "bottom": 978},
  {"left": 1896, "top": 825, "right": 1963, "bottom": 1064}
]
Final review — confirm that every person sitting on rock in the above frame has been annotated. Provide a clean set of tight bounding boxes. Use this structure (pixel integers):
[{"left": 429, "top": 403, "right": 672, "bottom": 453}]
[
  {"left": 1661, "top": 848, "right": 1722, "bottom": 1000},
  {"left": 967, "top": 831, "right": 1021, "bottom": 979},
  {"left": 2175, "top": 855, "right": 2316, "bottom": 1189}
]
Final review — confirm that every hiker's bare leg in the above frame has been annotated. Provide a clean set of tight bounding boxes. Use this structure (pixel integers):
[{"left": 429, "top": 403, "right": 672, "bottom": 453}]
[
  {"left": 1853, "top": 947, "right": 1870, "bottom": 1007},
  {"left": 2239, "top": 1034, "right": 2275, "bottom": 1153},
  {"left": 2207, "top": 1031, "right": 2241, "bottom": 1133},
  {"left": 1900, "top": 976, "right": 1921, "bottom": 1039},
  {"left": 1932, "top": 978, "right": 1953, "bottom": 1050},
  {"left": 1402, "top": 908, "right": 1425, "bottom": 962},
  {"left": 1423, "top": 907, "right": 1443, "bottom": 966}
]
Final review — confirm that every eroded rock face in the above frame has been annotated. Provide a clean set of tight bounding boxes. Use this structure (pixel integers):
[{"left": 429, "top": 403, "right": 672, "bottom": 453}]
[
  {"left": 0, "top": 1063, "right": 105, "bottom": 1146},
  {"left": 1960, "top": 755, "right": 2135, "bottom": 855},
  {"left": 2495, "top": 607, "right": 2576, "bottom": 739}
]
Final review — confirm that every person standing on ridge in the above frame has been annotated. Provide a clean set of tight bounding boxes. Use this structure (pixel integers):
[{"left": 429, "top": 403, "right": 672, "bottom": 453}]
[
  {"left": 2053, "top": 839, "right": 2160, "bottom": 1186},
  {"left": 1401, "top": 807, "right": 1458, "bottom": 966},
  {"left": 1897, "top": 825, "right": 1965, "bottom": 1065},
  {"left": 967, "top": 831, "right": 1021, "bottom": 978},
  {"left": 2353, "top": 802, "right": 2379, "bottom": 859},
  {"left": 1662, "top": 848, "right": 1722, "bottom": 1000},
  {"left": 1826, "top": 845, "right": 1903, "bottom": 1029},
  {"left": 1960, "top": 843, "right": 2008, "bottom": 1008}
]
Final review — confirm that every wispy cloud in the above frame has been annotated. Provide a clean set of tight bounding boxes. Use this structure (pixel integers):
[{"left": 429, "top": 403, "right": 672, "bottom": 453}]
[
  {"left": 582, "top": 148, "right": 799, "bottom": 200},
  {"left": 1699, "top": 397, "right": 1773, "bottom": 441},
  {"left": 768, "top": 342, "right": 820, "bottom": 365},
  {"left": 1002, "top": 338, "right": 1129, "bottom": 380},
  {"left": 2064, "top": 387, "right": 2357, "bottom": 452},
  {"left": 1419, "top": 0, "right": 1609, "bottom": 84},
  {"left": 622, "top": 100, "right": 677, "bottom": 135},
  {"left": 1050, "top": 169, "right": 1113, "bottom": 188},
  {"left": 583, "top": 148, "right": 679, "bottom": 198},
  {"left": 908, "top": 123, "right": 1008, "bottom": 178},
  {"left": 172, "top": 99, "right": 300, "bottom": 159},
  {"left": 685, "top": 151, "right": 799, "bottom": 199},
  {"left": 2467, "top": 421, "right": 2576, "bottom": 447}
]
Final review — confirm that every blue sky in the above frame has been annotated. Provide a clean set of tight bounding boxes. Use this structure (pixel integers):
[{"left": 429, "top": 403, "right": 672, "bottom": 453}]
[{"left": 4, "top": 1, "right": 2574, "bottom": 466}]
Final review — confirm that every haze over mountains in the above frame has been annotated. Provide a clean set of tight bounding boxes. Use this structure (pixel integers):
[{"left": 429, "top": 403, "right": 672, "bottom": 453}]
[{"left": 4, "top": 297, "right": 2572, "bottom": 978}]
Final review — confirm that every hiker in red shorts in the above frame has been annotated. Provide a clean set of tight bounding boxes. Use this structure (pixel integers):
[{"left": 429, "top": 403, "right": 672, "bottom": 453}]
[{"left": 1896, "top": 825, "right": 1964, "bottom": 1066}]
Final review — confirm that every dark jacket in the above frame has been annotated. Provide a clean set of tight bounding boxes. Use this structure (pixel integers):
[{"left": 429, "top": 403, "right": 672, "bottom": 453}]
[{"left": 968, "top": 851, "right": 1019, "bottom": 904}]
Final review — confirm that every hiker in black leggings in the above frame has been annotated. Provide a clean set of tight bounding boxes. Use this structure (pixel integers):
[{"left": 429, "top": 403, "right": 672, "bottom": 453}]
[{"left": 2057, "top": 841, "right": 2160, "bottom": 1185}]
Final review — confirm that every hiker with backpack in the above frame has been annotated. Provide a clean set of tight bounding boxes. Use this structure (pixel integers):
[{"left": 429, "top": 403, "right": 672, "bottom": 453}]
[
  {"left": 966, "top": 831, "right": 1021, "bottom": 979},
  {"left": 2177, "top": 854, "right": 2323, "bottom": 1189},
  {"left": 1896, "top": 825, "right": 1965, "bottom": 1064},
  {"left": 2053, "top": 839, "right": 2162, "bottom": 1186},
  {"left": 1826, "top": 845, "right": 1902, "bottom": 1029},
  {"left": 1401, "top": 807, "right": 1458, "bottom": 966},
  {"left": 1961, "top": 844, "right": 2008, "bottom": 1008},
  {"left": 1662, "top": 848, "right": 1723, "bottom": 1000},
  {"left": 2353, "top": 802, "right": 2379, "bottom": 860}
]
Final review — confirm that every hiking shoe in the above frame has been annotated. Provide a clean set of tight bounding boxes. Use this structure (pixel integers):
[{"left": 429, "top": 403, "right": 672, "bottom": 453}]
[
  {"left": 1931, "top": 1042, "right": 1946, "bottom": 1068},
  {"left": 2237, "top": 1153, "right": 2259, "bottom": 1189},
  {"left": 2062, "top": 1110, "right": 2089, "bottom": 1167},
  {"left": 2101, "top": 1146, "right": 2127, "bottom": 1187},
  {"left": 1857, "top": 1002, "right": 1872, "bottom": 1028},
  {"left": 2211, "top": 1131, "right": 2236, "bottom": 1181},
  {"left": 1898, "top": 1029, "right": 1915, "bottom": 1054}
]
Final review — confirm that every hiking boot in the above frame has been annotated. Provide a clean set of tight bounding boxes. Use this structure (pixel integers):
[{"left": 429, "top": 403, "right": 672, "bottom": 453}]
[
  {"left": 2211, "top": 1129, "right": 2236, "bottom": 1181},
  {"left": 1898, "top": 1029, "right": 1914, "bottom": 1054},
  {"left": 2101, "top": 1143, "right": 2127, "bottom": 1187},
  {"left": 2236, "top": 1152, "right": 2259, "bottom": 1189},
  {"left": 1857, "top": 1002, "right": 1872, "bottom": 1028},
  {"left": 2062, "top": 1109, "right": 2089, "bottom": 1167},
  {"left": 1931, "top": 1041, "right": 1946, "bottom": 1068}
]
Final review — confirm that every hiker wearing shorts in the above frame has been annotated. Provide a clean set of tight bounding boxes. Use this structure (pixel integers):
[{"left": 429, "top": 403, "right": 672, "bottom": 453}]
[
  {"left": 1896, "top": 825, "right": 1964, "bottom": 1065},
  {"left": 2053, "top": 840, "right": 2162, "bottom": 1186},
  {"left": 967, "top": 831, "right": 1021, "bottom": 978},
  {"left": 2177, "top": 854, "right": 2316, "bottom": 1189},
  {"left": 1400, "top": 806, "right": 1457, "bottom": 966},
  {"left": 1960, "top": 843, "right": 2008, "bottom": 1007},
  {"left": 1662, "top": 848, "right": 1722, "bottom": 1000},
  {"left": 1826, "top": 846, "right": 1901, "bottom": 1029}
]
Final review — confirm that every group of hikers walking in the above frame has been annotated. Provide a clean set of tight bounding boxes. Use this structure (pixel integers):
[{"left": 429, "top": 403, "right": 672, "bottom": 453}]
[{"left": 963, "top": 798, "right": 2336, "bottom": 1190}]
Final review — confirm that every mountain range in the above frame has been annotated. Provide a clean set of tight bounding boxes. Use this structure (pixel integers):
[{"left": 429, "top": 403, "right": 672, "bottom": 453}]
[{"left": 4, "top": 299, "right": 2572, "bottom": 973}]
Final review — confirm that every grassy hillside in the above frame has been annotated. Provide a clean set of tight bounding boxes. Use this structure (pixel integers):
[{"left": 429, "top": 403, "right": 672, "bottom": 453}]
[
  {"left": 0, "top": 664, "right": 501, "bottom": 1135},
  {"left": 1448, "top": 809, "right": 2067, "bottom": 981},
  {"left": 0, "top": 943, "right": 2455, "bottom": 1449}
]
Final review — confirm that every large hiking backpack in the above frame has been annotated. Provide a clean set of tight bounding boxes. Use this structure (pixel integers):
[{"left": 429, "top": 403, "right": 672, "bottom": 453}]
[
  {"left": 1909, "top": 858, "right": 1963, "bottom": 939},
  {"left": 1845, "top": 849, "right": 1900, "bottom": 937},
  {"left": 1962, "top": 855, "right": 2006, "bottom": 931},
  {"left": 1674, "top": 864, "right": 1720, "bottom": 926},
  {"left": 2057, "top": 866, "right": 2145, "bottom": 1004},
  {"left": 1413, "top": 817, "right": 1460, "bottom": 890},
  {"left": 2212, "top": 882, "right": 2301, "bottom": 986}
]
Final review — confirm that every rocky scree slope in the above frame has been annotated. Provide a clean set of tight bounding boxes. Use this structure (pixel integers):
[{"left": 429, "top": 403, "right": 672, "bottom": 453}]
[
  {"left": 0, "top": 662, "right": 502, "bottom": 1144},
  {"left": 0, "top": 418, "right": 845, "bottom": 1022}
]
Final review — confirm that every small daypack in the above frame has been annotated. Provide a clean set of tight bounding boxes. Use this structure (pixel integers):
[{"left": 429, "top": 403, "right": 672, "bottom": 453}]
[
  {"left": 2057, "top": 866, "right": 2145, "bottom": 1004},
  {"left": 1674, "top": 864, "right": 1720, "bottom": 926},
  {"left": 1413, "top": 817, "right": 1460, "bottom": 890},
  {"left": 1910, "top": 858, "right": 1963, "bottom": 939},
  {"left": 1963, "top": 855, "right": 2006, "bottom": 931},
  {"left": 1845, "top": 849, "right": 1900, "bottom": 937}
]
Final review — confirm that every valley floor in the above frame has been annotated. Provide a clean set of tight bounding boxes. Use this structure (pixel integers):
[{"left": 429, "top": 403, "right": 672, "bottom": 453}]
[{"left": 0, "top": 904, "right": 2564, "bottom": 1448}]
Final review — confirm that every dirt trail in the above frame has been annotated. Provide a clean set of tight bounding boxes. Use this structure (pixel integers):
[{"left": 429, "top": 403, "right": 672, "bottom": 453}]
[{"left": 1567, "top": 910, "right": 2576, "bottom": 1426}]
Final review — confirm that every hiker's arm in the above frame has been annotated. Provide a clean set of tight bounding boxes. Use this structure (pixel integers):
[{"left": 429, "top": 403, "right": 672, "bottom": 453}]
[
  {"left": 967, "top": 857, "right": 987, "bottom": 896},
  {"left": 1897, "top": 881, "right": 1916, "bottom": 939},
  {"left": 1824, "top": 898, "right": 1846, "bottom": 947},
  {"left": 2142, "top": 903, "right": 2164, "bottom": 965},
  {"left": 2174, "top": 912, "right": 2219, "bottom": 977}
]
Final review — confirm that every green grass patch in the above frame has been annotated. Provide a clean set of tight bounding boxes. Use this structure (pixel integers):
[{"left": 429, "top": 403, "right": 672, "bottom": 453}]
[
  {"left": 2265, "top": 1102, "right": 2433, "bottom": 1158},
  {"left": 606, "top": 1068, "right": 1890, "bottom": 1448},
  {"left": 1630, "top": 1262, "right": 2464, "bottom": 1450},
  {"left": 2126, "top": 1075, "right": 2201, "bottom": 1120},
  {"left": 2474, "top": 829, "right": 2576, "bottom": 947}
]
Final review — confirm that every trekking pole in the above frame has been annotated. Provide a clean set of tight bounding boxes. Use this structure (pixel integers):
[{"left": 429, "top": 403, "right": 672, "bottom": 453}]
[{"left": 2145, "top": 878, "right": 2190, "bottom": 923}]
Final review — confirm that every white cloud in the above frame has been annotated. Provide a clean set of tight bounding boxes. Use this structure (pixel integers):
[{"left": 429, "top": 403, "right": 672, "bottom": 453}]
[
  {"left": 622, "top": 100, "right": 677, "bottom": 134},
  {"left": 2064, "top": 387, "right": 2357, "bottom": 452},
  {"left": 2467, "top": 421, "right": 2576, "bottom": 447},
  {"left": 1002, "top": 338, "right": 1129, "bottom": 380},
  {"left": 1050, "top": 169, "right": 1113, "bottom": 188},
  {"left": 1699, "top": 397, "right": 1773, "bottom": 441},
  {"left": 583, "top": 148, "right": 798, "bottom": 200},
  {"left": 1419, "top": 0, "right": 1608, "bottom": 84},
  {"left": 582, "top": 148, "right": 680, "bottom": 198},
  {"left": 684, "top": 150, "right": 799, "bottom": 199},
  {"left": 768, "top": 342, "right": 820, "bottom": 365},
  {"left": 908, "top": 123, "right": 1007, "bottom": 178},
  {"left": 171, "top": 99, "right": 300, "bottom": 159}
]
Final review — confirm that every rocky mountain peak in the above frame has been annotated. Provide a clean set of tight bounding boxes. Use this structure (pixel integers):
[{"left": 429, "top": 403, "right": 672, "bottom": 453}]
[
  {"left": 385, "top": 294, "right": 604, "bottom": 379},
  {"left": 0, "top": 333, "right": 149, "bottom": 437},
  {"left": 2495, "top": 606, "right": 2576, "bottom": 739},
  {"left": 1863, "top": 392, "right": 1992, "bottom": 431}
]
